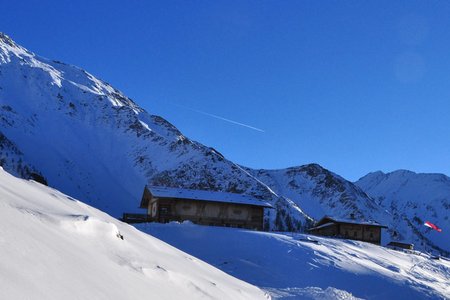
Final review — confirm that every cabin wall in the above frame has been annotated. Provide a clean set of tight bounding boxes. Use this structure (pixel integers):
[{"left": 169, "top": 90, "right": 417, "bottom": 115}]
[
  {"left": 340, "top": 224, "right": 363, "bottom": 240},
  {"left": 147, "top": 198, "right": 264, "bottom": 230},
  {"left": 310, "top": 222, "right": 382, "bottom": 245},
  {"left": 340, "top": 224, "right": 381, "bottom": 244},
  {"left": 339, "top": 224, "right": 381, "bottom": 244},
  {"left": 388, "top": 242, "right": 413, "bottom": 250},
  {"left": 140, "top": 187, "right": 153, "bottom": 209},
  {"left": 309, "top": 224, "right": 339, "bottom": 237},
  {"left": 363, "top": 226, "right": 381, "bottom": 244}
]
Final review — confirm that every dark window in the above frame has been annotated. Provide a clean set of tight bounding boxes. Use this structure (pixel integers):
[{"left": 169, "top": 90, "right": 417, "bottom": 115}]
[
  {"left": 353, "top": 231, "right": 357, "bottom": 237},
  {"left": 159, "top": 205, "right": 171, "bottom": 216},
  {"left": 251, "top": 215, "right": 260, "bottom": 221}
]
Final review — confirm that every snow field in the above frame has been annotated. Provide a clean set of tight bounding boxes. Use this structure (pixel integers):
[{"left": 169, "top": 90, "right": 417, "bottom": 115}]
[
  {"left": 140, "top": 222, "right": 450, "bottom": 299},
  {"left": 0, "top": 168, "right": 268, "bottom": 300}
]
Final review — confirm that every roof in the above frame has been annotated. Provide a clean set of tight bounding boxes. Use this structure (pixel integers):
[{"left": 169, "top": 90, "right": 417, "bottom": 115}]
[
  {"left": 387, "top": 241, "right": 414, "bottom": 246},
  {"left": 315, "top": 216, "right": 388, "bottom": 228},
  {"left": 141, "top": 186, "right": 273, "bottom": 208},
  {"left": 307, "top": 222, "right": 336, "bottom": 231}
]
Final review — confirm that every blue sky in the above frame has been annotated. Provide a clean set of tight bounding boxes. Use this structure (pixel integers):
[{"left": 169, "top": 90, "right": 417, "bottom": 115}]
[{"left": 2, "top": 1, "right": 450, "bottom": 180}]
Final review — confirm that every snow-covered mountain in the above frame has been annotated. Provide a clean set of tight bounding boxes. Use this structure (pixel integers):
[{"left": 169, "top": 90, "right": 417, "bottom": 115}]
[
  {"left": 249, "top": 158, "right": 450, "bottom": 257},
  {"left": 0, "top": 33, "right": 448, "bottom": 256},
  {"left": 0, "top": 167, "right": 268, "bottom": 299},
  {"left": 356, "top": 170, "right": 450, "bottom": 257},
  {"left": 0, "top": 32, "right": 310, "bottom": 229},
  {"left": 140, "top": 222, "right": 450, "bottom": 299},
  {"left": 250, "top": 164, "right": 382, "bottom": 222},
  {"left": 3, "top": 160, "right": 448, "bottom": 300}
]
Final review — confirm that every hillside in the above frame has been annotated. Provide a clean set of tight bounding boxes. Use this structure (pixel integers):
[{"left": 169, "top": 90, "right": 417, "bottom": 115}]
[
  {"left": 140, "top": 222, "right": 450, "bottom": 300},
  {"left": 249, "top": 164, "right": 383, "bottom": 223},
  {"left": 356, "top": 170, "right": 450, "bottom": 257},
  {"left": 0, "top": 32, "right": 309, "bottom": 229},
  {"left": 0, "top": 167, "right": 268, "bottom": 299},
  {"left": 0, "top": 33, "right": 448, "bottom": 255}
]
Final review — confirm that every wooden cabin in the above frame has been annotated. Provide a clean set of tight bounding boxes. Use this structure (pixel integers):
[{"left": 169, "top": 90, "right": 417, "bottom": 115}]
[
  {"left": 137, "top": 186, "right": 273, "bottom": 231},
  {"left": 387, "top": 241, "right": 414, "bottom": 250},
  {"left": 308, "top": 215, "right": 387, "bottom": 245}
]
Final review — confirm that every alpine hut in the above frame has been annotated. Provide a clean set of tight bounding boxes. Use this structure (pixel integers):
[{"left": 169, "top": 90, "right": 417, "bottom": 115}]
[
  {"left": 387, "top": 241, "right": 414, "bottom": 250},
  {"left": 308, "top": 215, "right": 387, "bottom": 245},
  {"left": 135, "top": 186, "right": 273, "bottom": 231}
]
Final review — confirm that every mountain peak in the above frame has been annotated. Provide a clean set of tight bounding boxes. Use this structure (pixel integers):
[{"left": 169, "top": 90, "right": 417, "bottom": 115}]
[
  {"left": 389, "top": 169, "right": 416, "bottom": 176},
  {"left": 356, "top": 170, "right": 385, "bottom": 182},
  {"left": 0, "top": 32, "right": 16, "bottom": 47},
  {"left": 0, "top": 32, "right": 32, "bottom": 61}
]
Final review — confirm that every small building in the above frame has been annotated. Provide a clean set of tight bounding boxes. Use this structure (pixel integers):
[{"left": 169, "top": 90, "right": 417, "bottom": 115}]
[
  {"left": 308, "top": 215, "right": 387, "bottom": 245},
  {"left": 387, "top": 241, "right": 414, "bottom": 250},
  {"left": 137, "top": 186, "right": 273, "bottom": 230}
]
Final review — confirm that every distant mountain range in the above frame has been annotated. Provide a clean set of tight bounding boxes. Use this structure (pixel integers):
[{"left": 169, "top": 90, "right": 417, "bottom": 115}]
[{"left": 0, "top": 33, "right": 448, "bottom": 256}]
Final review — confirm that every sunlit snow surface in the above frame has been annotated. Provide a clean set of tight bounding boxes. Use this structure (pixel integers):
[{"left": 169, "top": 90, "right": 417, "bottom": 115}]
[
  {"left": 139, "top": 222, "right": 450, "bottom": 299},
  {"left": 0, "top": 168, "right": 268, "bottom": 300}
]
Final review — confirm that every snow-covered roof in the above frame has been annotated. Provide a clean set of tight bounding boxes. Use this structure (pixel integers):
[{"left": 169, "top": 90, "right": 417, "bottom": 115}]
[
  {"left": 144, "top": 186, "right": 273, "bottom": 208},
  {"left": 316, "top": 216, "right": 387, "bottom": 228},
  {"left": 387, "top": 241, "right": 414, "bottom": 246},
  {"left": 307, "top": 222, "right": 336, "bottom": 231}
]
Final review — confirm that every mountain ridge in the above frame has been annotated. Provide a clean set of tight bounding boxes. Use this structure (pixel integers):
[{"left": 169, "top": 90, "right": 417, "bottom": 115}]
[
  {"left": 0, "top": 32, "right": 309, "bottom": 229},
  {"left": 356, "top": 170, "right": 450, "bottom": 256},
  {"left": 0, "top": 33, "right": 448, "bottom": 255}
]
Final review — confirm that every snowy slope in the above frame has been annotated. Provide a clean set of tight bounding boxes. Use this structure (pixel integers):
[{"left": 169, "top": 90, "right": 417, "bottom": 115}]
[
  {"left": 140, "top": 222, "right": 450, "bottom": 300},
  {"left": 0, "top": 167, "right": 268, "bottom": 299},
  {"left": 250, "top": 165, "right": 450, "bottom": 256},
  {"left": 250, "top": 164, "right": 382, "bottom": 221},
  {"left": 0, "top": 130, "right": 42, "bottom": 180},
  {"left": 0, "top": 32, "right": 446, "bottom": 255},
  {"left": 0, "top": 32, "right": 309, "bottom": 229},
  {"left": 356, "top": 170, "right": 450, "bottom": 257}
]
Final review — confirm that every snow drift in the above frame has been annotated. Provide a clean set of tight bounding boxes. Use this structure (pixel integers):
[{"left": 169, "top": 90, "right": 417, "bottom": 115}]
[
  {"left": 140, "top": 222, "right": 450, "bottom": 300},
  {"left": 0, "top": 167, "right": 268, "bottom": 299}
]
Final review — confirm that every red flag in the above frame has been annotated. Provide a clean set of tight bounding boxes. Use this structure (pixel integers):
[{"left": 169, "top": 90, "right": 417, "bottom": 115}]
[{"left": 424, "top": 221, "right": 442, "bottom": 232}]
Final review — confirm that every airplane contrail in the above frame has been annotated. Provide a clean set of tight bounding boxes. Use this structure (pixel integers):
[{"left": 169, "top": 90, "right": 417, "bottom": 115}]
[{"left": 174, "top": 104, "right": 265, "bottom": 133}]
